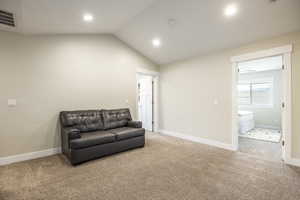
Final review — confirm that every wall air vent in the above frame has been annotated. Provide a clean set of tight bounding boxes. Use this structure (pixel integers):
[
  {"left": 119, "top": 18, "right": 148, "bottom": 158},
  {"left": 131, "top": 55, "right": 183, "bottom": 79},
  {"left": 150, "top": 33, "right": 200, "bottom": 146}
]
[{"left": 0, "top": 10, "right": 15, "bottom": 27}]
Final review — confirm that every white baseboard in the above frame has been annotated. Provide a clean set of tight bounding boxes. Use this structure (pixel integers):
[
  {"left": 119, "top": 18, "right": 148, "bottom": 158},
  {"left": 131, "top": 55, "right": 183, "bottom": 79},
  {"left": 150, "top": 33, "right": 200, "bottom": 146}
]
[
  {"left": 159, "top": 129, "right": 236, "bottom": 151},
  {"left": 159, "top": 129, "right": 300, "bottom": 168},
  {"left": 285, "top": 157, "right": 300, "bottom": 167},
  {"left": 1, "top": 135, "right": 299, "bottom": 168},
  {"left": 0, "top": 147, "right": 61, "bottom": 166}
]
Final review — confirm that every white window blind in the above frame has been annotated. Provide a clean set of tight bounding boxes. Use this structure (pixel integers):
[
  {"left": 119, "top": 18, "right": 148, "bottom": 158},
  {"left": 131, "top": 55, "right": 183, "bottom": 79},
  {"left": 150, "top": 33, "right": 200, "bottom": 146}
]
[
  {"left": 238, "top": 79, "right": 273, "bottom": 107},
  {"left": 238, "top": 84, "right": 251, "bottom": 105}
]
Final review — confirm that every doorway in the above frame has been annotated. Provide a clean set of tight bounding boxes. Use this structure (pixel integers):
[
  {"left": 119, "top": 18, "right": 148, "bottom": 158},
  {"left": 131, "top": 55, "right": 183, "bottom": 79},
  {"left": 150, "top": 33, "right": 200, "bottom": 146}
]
[
  {"left": 237, "top": 55, "right": 283, "bottom": 161},
  {"left": 136, "top": 69, "right": 159, "bottom": 132},
  {"left": 231, "top": 45, "right": 292, "bottom": 163},
  {"left": 137, "top": 74, "right": 154, "bottom": 131}
]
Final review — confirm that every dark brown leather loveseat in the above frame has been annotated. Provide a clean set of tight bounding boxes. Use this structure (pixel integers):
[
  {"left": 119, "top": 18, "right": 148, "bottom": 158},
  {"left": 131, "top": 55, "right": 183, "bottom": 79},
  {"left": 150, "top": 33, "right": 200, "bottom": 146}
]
[{"left": 60, "top": 108, "right": 145, "bottom": 165}]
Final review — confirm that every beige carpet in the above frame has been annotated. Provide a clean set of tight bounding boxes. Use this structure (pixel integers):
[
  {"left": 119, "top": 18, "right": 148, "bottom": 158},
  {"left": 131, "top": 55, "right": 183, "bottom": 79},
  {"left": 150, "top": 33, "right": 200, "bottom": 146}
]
[{"left": 1, "top": 133, "right": 300, "bottom": 200}]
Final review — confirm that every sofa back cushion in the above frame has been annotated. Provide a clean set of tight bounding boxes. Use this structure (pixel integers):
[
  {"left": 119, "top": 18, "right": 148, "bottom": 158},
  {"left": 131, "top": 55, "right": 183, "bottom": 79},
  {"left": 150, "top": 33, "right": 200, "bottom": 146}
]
[
  {"left": 102, "top": 108, "right": 132, "bottom": 130},
  {"left": 60, "top": 110, "right": 104, "bottom": 132}
]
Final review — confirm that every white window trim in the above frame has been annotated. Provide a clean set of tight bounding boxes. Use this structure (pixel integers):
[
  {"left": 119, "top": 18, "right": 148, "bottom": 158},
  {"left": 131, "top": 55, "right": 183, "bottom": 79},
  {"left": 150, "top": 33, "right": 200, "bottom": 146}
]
[{"left": 231, "top": 45, "right": 293, "bottom": 164}]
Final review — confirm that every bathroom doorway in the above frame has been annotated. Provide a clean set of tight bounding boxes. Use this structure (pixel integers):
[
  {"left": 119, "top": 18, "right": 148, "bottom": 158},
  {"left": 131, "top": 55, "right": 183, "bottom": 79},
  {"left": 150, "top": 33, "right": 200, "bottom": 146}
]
[
  {"left": 237, "top": 55, "right": 283, "bottom": 161},
  {"left": 231, "top": 45, "right": 292, "bottom": 163}
]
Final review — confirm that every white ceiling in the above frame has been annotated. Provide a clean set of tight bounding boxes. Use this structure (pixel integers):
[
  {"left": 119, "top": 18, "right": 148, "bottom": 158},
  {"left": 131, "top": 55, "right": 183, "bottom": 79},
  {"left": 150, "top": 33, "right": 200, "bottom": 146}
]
[
  {"left": 0, "top": 0, "right": 157, "bottom": 33},
  {"left": 1, "top": 0, "right": 300, "bottom": 65},
  {"left": 116, "top": 0, "right": 300, "bottom": 64}
]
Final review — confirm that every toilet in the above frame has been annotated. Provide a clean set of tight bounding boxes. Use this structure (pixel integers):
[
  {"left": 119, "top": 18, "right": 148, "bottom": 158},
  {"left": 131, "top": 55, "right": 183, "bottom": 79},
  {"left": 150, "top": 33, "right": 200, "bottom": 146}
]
[{"left": 238, "top": 111, "right": 255, "bottom": 134}]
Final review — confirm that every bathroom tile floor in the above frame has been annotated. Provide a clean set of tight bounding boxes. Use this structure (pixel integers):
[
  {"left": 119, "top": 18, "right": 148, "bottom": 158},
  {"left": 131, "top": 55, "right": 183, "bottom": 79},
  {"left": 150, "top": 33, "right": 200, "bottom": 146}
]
[{"left": 239, "top": 128, "right": 281, "bottom": 143}]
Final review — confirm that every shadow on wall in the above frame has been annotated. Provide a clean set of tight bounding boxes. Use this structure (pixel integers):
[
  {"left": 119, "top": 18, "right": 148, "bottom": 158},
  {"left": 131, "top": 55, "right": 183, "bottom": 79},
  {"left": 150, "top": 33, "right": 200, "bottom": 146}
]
[
  {"left": 54, "top": 115, "right": 61, "bottom": 148},
  {"left": 42, "top": 113, "right": 62, "bottom": 150}
]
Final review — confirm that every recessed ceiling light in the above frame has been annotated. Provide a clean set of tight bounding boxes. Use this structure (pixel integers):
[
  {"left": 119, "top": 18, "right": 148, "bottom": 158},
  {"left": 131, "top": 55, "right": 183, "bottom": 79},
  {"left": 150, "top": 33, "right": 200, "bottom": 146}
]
[
  {"left": 224, "top": 4, "right": 238, "bottom": 17},
  {"left": 152, "top": 38, "right": 161, "bottom": 48},
  {"left": 83, "top": 14, "right": 94, "bottom": 22},
  {"left": 168, "top": 18, "right": 177, "bottom": 27}
]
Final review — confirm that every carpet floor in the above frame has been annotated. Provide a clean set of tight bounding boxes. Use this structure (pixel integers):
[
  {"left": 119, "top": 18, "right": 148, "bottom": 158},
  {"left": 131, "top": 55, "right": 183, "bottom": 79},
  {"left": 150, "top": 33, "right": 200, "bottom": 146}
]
[{"left": 1, "top": 133, "right": 300, "bottom": 200}]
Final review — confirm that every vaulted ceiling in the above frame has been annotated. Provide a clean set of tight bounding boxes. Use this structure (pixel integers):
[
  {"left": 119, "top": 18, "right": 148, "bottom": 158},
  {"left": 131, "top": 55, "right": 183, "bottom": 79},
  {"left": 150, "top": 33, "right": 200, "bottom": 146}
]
[
  {"left": 0, "top": 0, "right": 157, "bottom": 33},
  {"left": 1, "top": 0, "right": 300, "bottom": 64}
]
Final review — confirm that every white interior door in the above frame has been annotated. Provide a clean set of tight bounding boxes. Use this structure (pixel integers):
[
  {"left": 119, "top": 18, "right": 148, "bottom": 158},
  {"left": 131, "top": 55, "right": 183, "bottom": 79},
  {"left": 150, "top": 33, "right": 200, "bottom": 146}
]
[{"left": 138, "top": 75, "right": 153, "bottom": 131}]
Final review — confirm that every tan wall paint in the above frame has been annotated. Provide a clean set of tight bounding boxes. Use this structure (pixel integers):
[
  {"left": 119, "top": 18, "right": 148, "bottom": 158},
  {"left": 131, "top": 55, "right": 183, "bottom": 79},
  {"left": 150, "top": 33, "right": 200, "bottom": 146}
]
[
  {"left": 0, "top": 31, "right": 158, "bottom": 157},
  {"left": 160, "top": 31, "right": 300, "bottom": 159}
]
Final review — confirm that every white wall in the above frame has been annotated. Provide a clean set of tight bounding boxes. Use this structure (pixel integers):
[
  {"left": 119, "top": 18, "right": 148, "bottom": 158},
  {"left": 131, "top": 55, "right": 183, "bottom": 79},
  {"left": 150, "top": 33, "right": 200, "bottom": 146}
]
[
  {"left": 159, "top": 31, "right": 300, "bottom": 159},
  {"left": 239, "top": 70, "right": 282, "bottom": 129},
  {"left": 160, "top": 53, "right": 233, "bottom": 144},
  {"left": 0, "top": 31, "right": 158, "bottom": 157}
]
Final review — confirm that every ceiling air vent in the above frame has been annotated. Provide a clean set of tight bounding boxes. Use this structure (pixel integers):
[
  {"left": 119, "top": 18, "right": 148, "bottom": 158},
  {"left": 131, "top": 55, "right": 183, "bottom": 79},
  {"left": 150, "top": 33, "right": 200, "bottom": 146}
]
[{"left": 0, "top": 10, "right": 15, "bottom": 27}]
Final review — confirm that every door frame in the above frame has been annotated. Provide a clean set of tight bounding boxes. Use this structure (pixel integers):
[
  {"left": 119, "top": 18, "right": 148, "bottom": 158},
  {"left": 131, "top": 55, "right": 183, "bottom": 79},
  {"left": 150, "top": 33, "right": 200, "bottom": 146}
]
[
  {"left": 231, "top": 45, "right": 292, "bottom": 162},
  {"left": 136, "top": 68, "right": 160, "bottom": 132}
]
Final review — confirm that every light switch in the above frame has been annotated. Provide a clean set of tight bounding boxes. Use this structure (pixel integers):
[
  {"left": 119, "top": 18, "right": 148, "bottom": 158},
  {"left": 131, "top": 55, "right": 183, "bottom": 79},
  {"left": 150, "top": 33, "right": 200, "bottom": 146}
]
[
  {"left": 213, "top": 99, "right": 219, "bottom": 105},
  {"left": 8, "top": 99, "right": 17, "bottom": 107},
  {"left": 125, "top": 99, "right": 129, "bottom": 104}
]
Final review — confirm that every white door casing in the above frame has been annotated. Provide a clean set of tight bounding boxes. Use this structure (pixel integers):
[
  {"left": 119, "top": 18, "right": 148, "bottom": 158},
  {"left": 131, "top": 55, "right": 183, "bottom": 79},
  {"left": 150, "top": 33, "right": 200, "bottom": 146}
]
[{"left": 231, "top": 45, "right": 293, "bottom": 162}]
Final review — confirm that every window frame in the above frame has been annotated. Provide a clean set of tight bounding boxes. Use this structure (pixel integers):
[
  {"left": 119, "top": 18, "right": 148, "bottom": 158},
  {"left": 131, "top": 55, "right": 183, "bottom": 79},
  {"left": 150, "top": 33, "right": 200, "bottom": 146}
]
[{"left": 238, "top": 77, "right": 274, "bottom": 108}]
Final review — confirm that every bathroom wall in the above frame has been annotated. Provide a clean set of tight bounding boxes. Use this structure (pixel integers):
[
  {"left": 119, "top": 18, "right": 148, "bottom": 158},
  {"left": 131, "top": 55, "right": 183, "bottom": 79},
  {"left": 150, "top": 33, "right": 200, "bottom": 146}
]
[{"left": 239, "top": 70, "right": 283, "bottom": 129}]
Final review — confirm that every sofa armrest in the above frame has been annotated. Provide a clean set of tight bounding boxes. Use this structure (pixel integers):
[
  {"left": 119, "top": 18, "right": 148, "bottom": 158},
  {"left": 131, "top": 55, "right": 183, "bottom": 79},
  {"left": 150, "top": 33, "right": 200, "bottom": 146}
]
[
  {"left": 62, "top": 127, "right": 81, "bottom": 140},
  {"left": 61, "top": 127, "right": 81, "bottom": 156},
  {"left": 127, "top": 121, "right": 142, "bottom": 128}
]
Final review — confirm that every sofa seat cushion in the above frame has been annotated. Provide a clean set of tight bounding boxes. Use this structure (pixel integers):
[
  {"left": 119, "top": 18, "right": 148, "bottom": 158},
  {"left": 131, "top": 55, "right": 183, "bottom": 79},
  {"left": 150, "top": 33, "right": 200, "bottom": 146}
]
[
  {"left": 70, "top": 131, "right": 115, "bottom": 149},
  {"left": 109, "top": 127, "right": 145, "bottom": 141}
]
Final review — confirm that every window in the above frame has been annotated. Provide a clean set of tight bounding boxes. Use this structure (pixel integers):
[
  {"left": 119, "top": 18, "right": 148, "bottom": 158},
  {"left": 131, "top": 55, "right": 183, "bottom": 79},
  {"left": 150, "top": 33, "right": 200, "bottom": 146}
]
[
  {"left": 238, "top": 79, "right": 273, "bottom": 107},
  {"left": 238, "top": 84, "right": 251, "bottom": 105}
]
